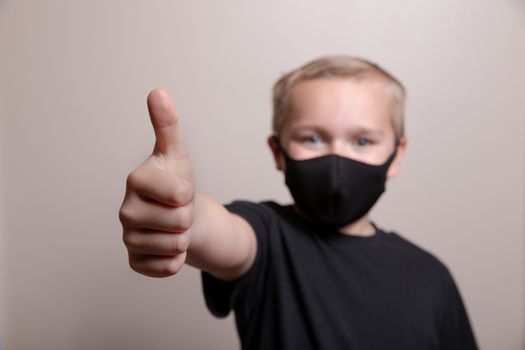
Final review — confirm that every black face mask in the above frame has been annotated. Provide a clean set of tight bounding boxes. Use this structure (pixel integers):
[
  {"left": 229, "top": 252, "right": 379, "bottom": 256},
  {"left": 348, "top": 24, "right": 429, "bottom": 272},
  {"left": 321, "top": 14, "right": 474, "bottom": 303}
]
[{"left": 281, "top": 146, "right": 397, "bottom": 229}]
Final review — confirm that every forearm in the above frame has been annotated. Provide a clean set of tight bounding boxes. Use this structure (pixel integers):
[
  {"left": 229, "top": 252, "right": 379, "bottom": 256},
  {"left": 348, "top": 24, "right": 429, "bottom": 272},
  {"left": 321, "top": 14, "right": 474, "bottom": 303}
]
[{"left": 186, "top": 194, "right": 256, "bottom": 281}]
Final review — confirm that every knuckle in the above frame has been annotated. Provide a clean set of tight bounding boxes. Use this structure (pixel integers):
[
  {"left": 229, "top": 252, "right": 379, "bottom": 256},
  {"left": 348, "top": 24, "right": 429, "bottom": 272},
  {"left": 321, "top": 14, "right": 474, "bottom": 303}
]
[
  {"left": 118, "top": 205, "right": 133, "bottom": 225},
  {"left": 165, "top": 254, "right": 186, "bottom": 275},
  {"left": 119, "top": 204, "right": 143, "bottom": 228},
  {"left": 162, "top": 265, "right": 179, "bottom": 276},
  {"left": 122, "top": 231, "right": 139, "bottom": 249},
  {"left": 175, "top": 206, "right": 194, "bottom": 231},
  {"left": 126, "top": 170, "right": 142, "bottom": 189},
  {"left": 171, "top": 180, "right": 194, "bottom": 205},
  {"left": 168, "top": 233, "right": 189, "bottom": 255},
  {"left": 176, "top": 233, "right": 190, "bottom": 253},
  {"left": 128, "top": 254, "right": 178, "bottom": 278},
  {"left": 163, "top": 206, "right": 193, "bottom": 232}
]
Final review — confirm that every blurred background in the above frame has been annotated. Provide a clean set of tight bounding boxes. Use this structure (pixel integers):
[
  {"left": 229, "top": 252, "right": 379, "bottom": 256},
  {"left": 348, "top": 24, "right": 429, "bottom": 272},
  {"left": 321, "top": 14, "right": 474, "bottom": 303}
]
[{"left": 1, "top": 1, "right": 524, "bottom": 349}]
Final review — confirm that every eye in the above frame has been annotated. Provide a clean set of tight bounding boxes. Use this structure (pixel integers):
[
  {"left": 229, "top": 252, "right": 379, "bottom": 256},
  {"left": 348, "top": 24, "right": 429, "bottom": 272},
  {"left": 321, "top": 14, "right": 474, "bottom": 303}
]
[
  {"left": 302, "top": 135, "right": 324, "bottom": 144},
  {"left": 356, "top": 137, "right": 372, "bottom": 147}
]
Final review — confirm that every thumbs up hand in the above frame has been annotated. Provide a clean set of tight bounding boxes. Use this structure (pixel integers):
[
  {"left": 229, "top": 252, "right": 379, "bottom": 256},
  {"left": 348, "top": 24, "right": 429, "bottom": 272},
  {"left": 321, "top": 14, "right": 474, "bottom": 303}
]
[{"left": 120, "top": 89, "right": 195, "bottom": 277}]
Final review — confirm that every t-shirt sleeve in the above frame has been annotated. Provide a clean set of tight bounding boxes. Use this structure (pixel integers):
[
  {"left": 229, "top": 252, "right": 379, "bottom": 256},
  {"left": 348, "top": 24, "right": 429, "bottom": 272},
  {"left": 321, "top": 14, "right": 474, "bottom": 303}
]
[
  {"left": 201, "top": 201, "right": 270, "bottom": 318},
  {"left": 439, "top": 271, "right": 479, "bottom": 350}
]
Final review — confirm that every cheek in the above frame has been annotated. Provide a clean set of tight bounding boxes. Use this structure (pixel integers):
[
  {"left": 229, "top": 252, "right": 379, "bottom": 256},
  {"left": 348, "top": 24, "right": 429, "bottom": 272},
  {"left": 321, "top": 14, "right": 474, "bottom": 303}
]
[
  {"left": 351, "top": 153, "right": 376, "bottom": 164},
  {"left": 287, "top": 143, "right": 327, "bottom": 160},
  {"left": 352, "top": 144, "right": 394, "bottom": 165}
]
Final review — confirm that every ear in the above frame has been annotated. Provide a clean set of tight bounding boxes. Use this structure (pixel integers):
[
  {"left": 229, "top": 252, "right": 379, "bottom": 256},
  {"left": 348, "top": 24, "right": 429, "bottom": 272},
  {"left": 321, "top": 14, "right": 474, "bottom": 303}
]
[
  {"left": 387, "top": 137, "right": 407, "bottom": 178},
  {"left": 267, "top": 136, "right": 286, "bottom": 171}
]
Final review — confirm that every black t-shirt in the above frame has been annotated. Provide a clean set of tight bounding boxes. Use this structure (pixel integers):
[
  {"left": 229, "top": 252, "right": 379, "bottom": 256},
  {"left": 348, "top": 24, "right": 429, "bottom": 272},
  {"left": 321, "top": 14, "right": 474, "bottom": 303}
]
[{"left": 202, "top": 201, "right": 478, "bottom": 350}]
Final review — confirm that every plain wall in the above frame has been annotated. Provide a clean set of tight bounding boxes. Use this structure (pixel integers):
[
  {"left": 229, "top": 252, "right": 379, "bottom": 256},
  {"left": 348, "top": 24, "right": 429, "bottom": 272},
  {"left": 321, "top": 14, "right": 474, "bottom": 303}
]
[
  {"left": 1, "top": 89, "right": 6, "bottom": 350},
  {"left": 1, "top": 1, "right": 524, "bottom": 349}
]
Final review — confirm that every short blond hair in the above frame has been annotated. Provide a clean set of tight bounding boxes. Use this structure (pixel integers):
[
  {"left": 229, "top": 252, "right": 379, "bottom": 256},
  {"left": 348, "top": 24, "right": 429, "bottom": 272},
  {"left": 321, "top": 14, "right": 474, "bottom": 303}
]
[{"left": 272, "top": 55, "right": 406, "bottom": 141}]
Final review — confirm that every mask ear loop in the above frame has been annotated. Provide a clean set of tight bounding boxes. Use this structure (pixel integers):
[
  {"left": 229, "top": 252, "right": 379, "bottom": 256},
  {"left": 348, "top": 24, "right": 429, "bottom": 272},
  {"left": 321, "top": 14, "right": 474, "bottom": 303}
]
[
  {"left": 382, "top": 139, "right": 401, "bottom": 168},
  {"left": 271, "top": 135, "right": 291, "bottom": 166}
]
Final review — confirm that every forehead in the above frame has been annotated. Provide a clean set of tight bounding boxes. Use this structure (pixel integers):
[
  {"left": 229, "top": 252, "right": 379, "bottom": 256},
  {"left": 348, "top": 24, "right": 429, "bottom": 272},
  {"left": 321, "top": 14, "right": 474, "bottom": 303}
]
[{"left": 286, "top": 77, "right": 394, "bottom": 132}]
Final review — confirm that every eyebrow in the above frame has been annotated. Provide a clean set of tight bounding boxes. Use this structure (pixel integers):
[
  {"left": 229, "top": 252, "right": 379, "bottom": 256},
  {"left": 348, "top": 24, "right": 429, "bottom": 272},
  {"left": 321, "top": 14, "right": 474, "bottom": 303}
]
[
  {"left": 291, "top": 124, "right": 385, "bottom": 138},
  {"left": 350, "top": 127, "right": 385, "bottom": 137}
]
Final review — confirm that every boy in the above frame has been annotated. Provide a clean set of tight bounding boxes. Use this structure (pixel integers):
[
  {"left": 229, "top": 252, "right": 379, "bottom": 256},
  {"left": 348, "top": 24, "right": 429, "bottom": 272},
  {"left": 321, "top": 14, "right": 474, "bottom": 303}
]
[{"left": 119, "top": 55, "right": 478, "bottom": 349}]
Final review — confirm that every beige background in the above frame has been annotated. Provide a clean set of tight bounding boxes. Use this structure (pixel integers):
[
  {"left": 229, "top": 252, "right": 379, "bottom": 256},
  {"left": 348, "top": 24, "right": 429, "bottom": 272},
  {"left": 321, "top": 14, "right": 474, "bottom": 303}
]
[{"left": 1, "top": 1, "right": 524, "bottom": 349}]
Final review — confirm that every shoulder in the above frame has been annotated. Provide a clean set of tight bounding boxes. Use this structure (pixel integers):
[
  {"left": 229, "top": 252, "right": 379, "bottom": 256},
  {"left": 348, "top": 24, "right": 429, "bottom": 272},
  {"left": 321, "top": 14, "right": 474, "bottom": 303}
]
[
  {"left": 376, "top": 228, "right": 466, "bottom": 314},
  {"left": 225, "top": 200, "right": 289, "bottom": 227},
  {"left": 378, "top": 228, "right": 452, "bottom": 280}
]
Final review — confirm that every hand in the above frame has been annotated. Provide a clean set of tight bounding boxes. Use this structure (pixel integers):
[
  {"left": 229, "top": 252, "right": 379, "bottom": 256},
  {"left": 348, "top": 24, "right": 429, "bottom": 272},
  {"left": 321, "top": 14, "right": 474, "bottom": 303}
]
[{"left": 119, "top": 89, "right": 195, "bottom": 277}]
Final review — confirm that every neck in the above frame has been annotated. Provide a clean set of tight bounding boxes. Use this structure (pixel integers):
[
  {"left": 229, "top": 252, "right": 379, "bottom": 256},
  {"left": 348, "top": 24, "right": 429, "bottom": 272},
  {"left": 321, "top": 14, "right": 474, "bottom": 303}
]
[
  {"left": 338, "top": 216, "right": 376, "bottom": 236},
  {"left": 292, "top": 205, "right": 376, "bottom": 236}
]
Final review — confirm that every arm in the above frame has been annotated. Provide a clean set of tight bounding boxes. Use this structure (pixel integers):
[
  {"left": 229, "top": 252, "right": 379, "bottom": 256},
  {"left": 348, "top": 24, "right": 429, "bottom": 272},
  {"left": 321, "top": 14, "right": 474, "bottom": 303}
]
[
  {"left": 119, "top": 89, "right": 256, "bottom": 280},
  {"left": 187, "top": 194, "right": 256, "bottom": 280}
]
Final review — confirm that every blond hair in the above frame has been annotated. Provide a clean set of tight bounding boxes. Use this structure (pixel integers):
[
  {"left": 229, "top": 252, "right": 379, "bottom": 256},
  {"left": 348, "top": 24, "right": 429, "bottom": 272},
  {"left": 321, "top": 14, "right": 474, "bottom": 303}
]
[{"left": 272, "top": 55, "right": 406, "bottom": 141}]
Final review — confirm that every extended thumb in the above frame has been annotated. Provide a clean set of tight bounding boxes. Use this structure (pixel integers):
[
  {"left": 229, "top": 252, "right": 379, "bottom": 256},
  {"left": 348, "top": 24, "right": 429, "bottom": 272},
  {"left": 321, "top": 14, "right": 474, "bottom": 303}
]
[{"left": 147, "top": 88, "right": 186, "bottom": 157}]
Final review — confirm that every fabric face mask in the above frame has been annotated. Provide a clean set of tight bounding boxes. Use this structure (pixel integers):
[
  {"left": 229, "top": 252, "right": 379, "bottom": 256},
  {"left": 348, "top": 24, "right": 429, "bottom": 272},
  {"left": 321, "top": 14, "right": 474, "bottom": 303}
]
[{"left": 281, "top": 148, "right": 397, "bottom": 229}]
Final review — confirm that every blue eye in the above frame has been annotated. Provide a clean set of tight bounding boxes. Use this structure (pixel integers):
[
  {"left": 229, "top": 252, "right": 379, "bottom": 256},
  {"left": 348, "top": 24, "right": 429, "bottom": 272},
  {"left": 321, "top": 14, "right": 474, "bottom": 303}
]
[
  {"left": 356, "top": 138, "right": 371, "bottom": 147},
  {"left": 304, "top": 135, "right": 324, "bottom": 144}
]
